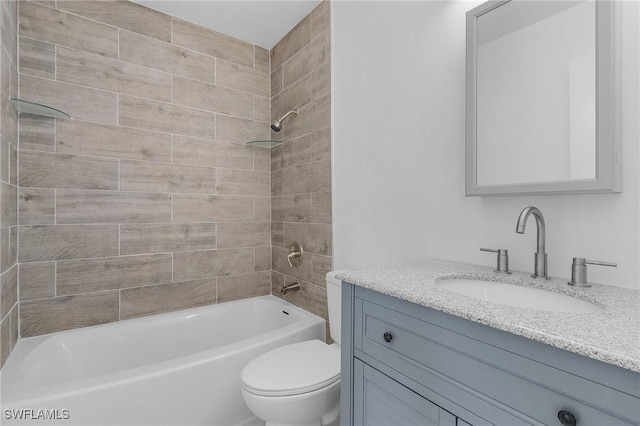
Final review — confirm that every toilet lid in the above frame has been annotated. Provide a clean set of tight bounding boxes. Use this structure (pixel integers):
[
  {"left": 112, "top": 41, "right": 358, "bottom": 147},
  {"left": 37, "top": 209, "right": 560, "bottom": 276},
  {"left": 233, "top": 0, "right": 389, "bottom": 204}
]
[{"left": 241, "top": 340, "right": 340, "bottom": 396}]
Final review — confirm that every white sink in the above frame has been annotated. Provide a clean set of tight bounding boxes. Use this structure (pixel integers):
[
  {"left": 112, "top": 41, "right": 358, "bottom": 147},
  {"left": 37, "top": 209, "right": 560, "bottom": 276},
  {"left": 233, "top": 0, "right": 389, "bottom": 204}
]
[{"left": 436, "top": 278, "right": 603, "bottom": 313}]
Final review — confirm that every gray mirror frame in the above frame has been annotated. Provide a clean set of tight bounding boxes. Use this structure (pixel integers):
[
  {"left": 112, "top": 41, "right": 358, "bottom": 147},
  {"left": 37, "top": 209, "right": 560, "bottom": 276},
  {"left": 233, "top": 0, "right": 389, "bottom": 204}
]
[{"left": 465, "top": 0, "right": 621, "bottom": 196}]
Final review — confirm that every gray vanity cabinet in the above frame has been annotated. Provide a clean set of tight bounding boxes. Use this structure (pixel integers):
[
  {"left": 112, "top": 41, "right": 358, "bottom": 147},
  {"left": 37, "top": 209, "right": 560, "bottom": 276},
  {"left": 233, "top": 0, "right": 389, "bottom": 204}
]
[{"left": 341, "top": 283, "right": 640, "bottom": 426}]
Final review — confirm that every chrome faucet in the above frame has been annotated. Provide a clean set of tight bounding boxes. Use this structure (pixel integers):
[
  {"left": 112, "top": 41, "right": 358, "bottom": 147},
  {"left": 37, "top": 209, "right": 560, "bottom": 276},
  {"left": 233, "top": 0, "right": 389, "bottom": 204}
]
[{"left": 515, "top": 206, "right": 549, "bottom": 279}]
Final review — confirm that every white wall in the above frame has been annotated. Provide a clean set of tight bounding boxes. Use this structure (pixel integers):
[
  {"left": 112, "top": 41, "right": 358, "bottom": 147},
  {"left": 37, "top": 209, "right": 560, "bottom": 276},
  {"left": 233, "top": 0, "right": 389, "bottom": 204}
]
[{"left": 331, "top": 1, "right": 639, "bottom": 289}]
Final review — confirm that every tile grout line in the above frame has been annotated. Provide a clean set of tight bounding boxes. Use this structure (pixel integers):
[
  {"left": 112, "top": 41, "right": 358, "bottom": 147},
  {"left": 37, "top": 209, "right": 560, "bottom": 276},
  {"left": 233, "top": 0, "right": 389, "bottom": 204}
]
[{"left": 214, "top": 220, "right": 218, "bottom": 251}]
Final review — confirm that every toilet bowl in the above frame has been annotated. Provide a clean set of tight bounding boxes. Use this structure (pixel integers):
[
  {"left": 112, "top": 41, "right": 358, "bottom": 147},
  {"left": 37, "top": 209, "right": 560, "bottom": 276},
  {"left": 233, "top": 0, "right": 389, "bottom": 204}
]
[
  {"left": 240, "top": 271, "right": 347, "bottom": 426},
  {"left": 241, "top": 340, "right": 340, "bottom": 426}
]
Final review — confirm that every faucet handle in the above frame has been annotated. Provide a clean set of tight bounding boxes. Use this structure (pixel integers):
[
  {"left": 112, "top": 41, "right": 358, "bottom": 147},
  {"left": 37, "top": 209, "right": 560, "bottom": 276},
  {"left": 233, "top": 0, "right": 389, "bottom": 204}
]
[
  {"left": 287, "top": 242, "right": 304, "bottom": 268},
  {"left": 480, "top": 248, "right": 505, "bottom": 254},
  {"left": 568, "top": 257, "right": 617, "bottom": 287},
  {"left": 480, "top": 248, "right": 510, "bottom": 274},
  {"left": 584, "top": 259, "right": 617, "bottom": 267}
]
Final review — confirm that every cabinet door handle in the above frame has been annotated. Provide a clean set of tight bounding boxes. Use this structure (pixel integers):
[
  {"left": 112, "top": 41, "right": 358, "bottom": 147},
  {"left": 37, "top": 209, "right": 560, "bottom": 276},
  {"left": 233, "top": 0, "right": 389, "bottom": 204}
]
[
  {"left": 383, "top": 332, "right": 393, "bottom": 343},
  {"left": 558, "top": 410, "right": 577, "bottom": 426}
]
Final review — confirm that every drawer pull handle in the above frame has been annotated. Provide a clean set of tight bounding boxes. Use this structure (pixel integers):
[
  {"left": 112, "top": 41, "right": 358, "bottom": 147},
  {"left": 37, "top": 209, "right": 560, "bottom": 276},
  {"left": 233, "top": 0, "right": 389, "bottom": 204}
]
[
  {"left": 383, "top": 332, "right": 393, "bottom": 343},
  {"left": 558, "top": 410, "right": 577, "bottom": 426}
]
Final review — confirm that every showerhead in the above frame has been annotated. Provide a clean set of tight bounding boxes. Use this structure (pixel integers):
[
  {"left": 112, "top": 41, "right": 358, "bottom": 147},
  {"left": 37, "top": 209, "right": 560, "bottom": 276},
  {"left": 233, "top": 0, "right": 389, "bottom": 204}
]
[{"left": 271, "top": 110, "right": 298, "bottom": 132}]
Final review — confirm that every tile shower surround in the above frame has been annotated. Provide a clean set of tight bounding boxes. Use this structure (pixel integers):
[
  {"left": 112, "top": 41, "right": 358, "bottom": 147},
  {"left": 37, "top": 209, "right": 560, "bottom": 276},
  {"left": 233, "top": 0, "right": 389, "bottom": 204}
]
[
  {"left": 16, "top": 0, "right": 273, "bottom": 337},
  {"left": 270, "top": 0, "right": 332, "bottom": 324},
  {"left": 0, "top": 0, "right": 19, "bottom": 367},
  {"left": 0, "top": 0, "right": 332, "bottom": 367}
]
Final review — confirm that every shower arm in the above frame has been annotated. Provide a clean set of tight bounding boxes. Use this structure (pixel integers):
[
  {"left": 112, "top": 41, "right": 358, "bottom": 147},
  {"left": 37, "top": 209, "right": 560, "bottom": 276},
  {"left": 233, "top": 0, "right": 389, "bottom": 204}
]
[{"left": 279, "top": 110, "right": 297, "bottom": 121}]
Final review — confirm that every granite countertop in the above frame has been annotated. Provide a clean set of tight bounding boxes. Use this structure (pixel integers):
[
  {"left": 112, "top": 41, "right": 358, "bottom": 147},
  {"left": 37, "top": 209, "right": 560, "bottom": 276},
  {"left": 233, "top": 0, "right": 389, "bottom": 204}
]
[{"left": 337, "top": 259, "right": 640, "bottom": 373}]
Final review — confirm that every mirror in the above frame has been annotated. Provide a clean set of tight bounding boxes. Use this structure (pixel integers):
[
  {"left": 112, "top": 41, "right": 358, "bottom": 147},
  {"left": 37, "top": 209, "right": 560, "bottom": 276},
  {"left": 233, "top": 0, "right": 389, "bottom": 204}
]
[{"left": 466, "top": 0, "right": 620, "bottom": 196}]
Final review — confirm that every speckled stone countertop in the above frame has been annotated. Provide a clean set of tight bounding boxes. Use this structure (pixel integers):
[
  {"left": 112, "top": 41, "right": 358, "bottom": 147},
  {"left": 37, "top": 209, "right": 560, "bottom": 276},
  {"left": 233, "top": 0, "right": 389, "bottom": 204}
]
[{"left": 337, "top": 259, "right": 640, "bottom": 373}]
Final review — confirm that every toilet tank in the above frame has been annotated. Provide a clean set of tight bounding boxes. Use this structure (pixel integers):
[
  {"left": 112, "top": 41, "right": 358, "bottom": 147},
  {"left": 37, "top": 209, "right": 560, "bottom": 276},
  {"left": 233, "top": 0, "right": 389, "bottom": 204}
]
[{"left": 326, "top": 271, "right": 350, "bottom": 345}]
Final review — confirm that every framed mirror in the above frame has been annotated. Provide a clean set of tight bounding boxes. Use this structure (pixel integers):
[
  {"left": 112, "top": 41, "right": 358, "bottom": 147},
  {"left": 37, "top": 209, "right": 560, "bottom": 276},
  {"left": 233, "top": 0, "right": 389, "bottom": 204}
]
[{"left": 466, "top": 0, "right": 620, "bottom": 196}]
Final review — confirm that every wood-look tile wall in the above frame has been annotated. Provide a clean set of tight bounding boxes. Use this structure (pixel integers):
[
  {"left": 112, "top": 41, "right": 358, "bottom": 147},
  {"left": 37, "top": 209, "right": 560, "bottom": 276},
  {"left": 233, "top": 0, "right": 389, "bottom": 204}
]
[
  {"left": 0, "top": 0, "right": 18, "bottom": 368},
  {"left": 270, "top": 1, "right": 332, "bottom": 323},
  {"left": 16, "top": 0, "right": 273, "bottom": 340}
]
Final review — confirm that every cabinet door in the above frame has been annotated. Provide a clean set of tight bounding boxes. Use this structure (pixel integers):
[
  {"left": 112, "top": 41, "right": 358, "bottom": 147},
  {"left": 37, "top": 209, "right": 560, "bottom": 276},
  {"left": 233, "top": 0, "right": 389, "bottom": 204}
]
[{"left": 353, "top": 359, "right": 457, "bottom": 426}]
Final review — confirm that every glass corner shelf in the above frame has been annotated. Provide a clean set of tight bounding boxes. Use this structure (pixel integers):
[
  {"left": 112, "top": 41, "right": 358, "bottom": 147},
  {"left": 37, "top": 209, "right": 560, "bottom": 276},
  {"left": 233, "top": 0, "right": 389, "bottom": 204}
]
[
  {"left": 9, "top": 98, "right": 72, "bottom": 119},
  {"left": 246, "top": 140, "right": 284, "bottom": 148}
]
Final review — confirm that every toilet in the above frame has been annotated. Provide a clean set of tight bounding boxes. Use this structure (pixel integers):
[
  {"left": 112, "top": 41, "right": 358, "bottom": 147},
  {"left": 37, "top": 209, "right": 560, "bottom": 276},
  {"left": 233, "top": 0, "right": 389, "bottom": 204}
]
[{"left": 240, "top": 271, "right": 346, "bottom": 426}]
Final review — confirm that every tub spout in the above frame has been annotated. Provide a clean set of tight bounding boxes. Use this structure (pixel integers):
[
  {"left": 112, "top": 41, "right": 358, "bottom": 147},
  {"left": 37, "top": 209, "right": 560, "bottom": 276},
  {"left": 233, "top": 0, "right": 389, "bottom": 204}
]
[{"left": 281, "top": 282, "right": 301, "bottom": 295}]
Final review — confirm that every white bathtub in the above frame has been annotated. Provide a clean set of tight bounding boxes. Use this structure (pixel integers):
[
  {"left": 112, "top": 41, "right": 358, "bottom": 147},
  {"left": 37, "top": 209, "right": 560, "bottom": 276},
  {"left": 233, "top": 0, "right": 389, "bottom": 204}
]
[{"left": 0, "top": 296, "right": 325, "bottom": 426}]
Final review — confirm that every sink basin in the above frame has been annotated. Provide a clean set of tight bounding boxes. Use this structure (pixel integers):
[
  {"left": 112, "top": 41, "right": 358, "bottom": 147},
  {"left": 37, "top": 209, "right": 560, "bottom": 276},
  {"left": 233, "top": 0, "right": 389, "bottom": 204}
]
[{"left": 436, "top": 278, "right": 603, "bottom": 313}]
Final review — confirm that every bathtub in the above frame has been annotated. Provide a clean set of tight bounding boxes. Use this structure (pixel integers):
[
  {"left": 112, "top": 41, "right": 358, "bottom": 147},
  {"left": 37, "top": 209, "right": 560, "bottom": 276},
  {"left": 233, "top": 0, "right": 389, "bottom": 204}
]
[{"left": 0, "top": 295, "right": 325, "bottom": 426}]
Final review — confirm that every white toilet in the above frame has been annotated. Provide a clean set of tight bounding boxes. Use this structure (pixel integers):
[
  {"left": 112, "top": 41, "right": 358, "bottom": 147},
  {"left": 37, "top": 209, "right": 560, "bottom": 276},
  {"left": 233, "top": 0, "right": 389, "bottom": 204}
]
[{"left": 240, "top": 271, "right": 346, "bottom": 426}]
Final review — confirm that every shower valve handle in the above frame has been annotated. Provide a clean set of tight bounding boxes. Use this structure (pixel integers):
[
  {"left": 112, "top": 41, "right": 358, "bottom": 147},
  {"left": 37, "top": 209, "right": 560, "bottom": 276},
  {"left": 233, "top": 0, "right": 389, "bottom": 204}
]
[
  {"left": 287, "top": 252, "right": 299, "bottom": 268},
  {"left": 287, "top": 242, "right": 304, "bottom": 268}
]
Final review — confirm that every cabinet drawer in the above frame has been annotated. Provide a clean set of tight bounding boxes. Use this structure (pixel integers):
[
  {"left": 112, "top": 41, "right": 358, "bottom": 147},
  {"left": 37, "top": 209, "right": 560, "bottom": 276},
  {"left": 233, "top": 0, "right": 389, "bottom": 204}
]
[
  {"left": 356, "top": 297, "right": 640, "bottom": 426},
  {"left": 354, "top": 359, "right": 457, "bottom": 426}
]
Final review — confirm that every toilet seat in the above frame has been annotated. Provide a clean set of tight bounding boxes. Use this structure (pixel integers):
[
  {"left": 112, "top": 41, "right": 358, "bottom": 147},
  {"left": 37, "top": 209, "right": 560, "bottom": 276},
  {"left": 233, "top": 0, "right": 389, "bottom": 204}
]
[{"left": 241, "top": 340, "right": 340, "bottom": 397}]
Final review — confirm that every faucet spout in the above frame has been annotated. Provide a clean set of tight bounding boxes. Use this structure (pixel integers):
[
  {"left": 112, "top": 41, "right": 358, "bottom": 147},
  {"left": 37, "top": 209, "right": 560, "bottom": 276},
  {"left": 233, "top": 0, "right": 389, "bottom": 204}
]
[
  {"left": 280, "top": 282, "right": 301, "bottom": 295},
  {"left": 515, "top": 206, "right": 548, "bottom": 279}
]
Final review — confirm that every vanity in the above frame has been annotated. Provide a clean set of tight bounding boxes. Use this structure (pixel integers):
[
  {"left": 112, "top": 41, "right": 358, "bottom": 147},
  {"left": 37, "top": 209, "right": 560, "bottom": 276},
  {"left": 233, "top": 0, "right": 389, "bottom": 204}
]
[{"left": 338, "top": 260, "right": 640, "bottom": 426}]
